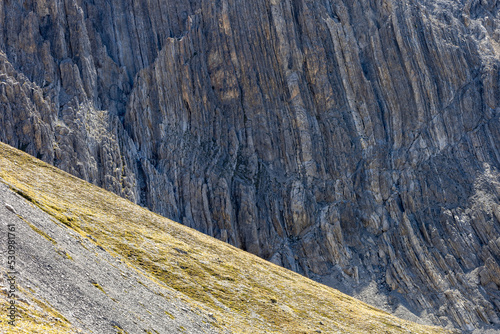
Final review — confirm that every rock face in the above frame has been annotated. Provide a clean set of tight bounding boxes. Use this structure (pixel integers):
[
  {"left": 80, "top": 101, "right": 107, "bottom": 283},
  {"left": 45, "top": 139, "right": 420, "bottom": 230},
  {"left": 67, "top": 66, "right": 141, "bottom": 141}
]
[
  {"left": 0, "top": 142, "right": 452, "bottom": 334},
  {"left": 1, "top": 0, "right": 500, "bottom": 330}
]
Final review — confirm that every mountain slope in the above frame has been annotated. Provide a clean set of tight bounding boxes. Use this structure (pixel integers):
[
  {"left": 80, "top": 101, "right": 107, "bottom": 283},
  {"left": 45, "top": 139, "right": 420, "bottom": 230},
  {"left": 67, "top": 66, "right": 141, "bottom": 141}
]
[
  {"left": 2, "top": 0, "right": 500, "bottom": 331},
  {"left": 0, "top": 142, "right": 452, "bottom": 333}
]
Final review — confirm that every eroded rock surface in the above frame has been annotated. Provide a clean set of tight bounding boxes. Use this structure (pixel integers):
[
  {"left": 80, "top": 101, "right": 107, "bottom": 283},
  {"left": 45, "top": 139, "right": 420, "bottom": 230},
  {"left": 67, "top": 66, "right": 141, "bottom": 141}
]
[{"left": 1, "top": 0, "right": 500, "bottom": 330}]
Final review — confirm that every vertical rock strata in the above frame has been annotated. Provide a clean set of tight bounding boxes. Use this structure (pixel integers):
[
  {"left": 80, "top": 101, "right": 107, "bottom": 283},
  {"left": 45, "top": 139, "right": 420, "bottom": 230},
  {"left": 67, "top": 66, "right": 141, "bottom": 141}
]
[{"left": 1, "top": 0, "right": 500, "bottom": 330}]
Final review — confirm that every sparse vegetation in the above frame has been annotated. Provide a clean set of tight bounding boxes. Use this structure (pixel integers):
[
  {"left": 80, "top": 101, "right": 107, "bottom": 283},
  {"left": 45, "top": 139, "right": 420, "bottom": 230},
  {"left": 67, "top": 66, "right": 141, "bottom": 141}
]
[
  {"left": 90, "top": 280, "right": 106, "bottom": 294},
  {"left": 0, "top": 285, "right": 80, "bottom": 333},
  {"left": 0, "top": 142, "right": 452, "bottom": 334},
  {"left": 164, "top": 310, "right": 175, "bottom": 320},
  {"left": 19, "top": 216, "right": 57, "bottom": 245}
]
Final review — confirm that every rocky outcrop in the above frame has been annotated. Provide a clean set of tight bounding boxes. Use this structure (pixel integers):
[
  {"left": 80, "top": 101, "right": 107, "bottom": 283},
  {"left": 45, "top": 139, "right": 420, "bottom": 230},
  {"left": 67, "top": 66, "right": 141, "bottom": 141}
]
[{"left": 1, "top": 0, "right": 500, "bottom": 331}]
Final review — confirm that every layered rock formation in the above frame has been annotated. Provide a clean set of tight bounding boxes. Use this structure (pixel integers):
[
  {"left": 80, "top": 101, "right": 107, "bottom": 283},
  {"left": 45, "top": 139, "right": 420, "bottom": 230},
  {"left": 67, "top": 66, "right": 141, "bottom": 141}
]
[
  {"left": 1, "top": 0, "right": 500, "bottom": 330},
  {"left": 0, "top": 141, "right": 451, "bottom": 334}
]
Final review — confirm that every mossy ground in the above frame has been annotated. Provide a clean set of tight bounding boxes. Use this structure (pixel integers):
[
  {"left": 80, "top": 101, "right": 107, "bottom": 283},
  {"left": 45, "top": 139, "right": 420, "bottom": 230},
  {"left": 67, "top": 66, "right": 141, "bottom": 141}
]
[
  {"left": 0, "top": 285, "right": 81, "bottom": 333},
  {"left": 0, "top": 142, "right": 452, "bottom": 334}
]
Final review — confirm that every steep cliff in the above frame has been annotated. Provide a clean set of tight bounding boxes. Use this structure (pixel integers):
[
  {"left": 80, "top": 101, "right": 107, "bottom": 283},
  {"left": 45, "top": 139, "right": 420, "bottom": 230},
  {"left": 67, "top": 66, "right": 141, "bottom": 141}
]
[
  {"left": 0, "top": 142, "right": 452, "bottom": 334},
  {"left": 1, "top": 0, "right": 500, "bottom": 331}
]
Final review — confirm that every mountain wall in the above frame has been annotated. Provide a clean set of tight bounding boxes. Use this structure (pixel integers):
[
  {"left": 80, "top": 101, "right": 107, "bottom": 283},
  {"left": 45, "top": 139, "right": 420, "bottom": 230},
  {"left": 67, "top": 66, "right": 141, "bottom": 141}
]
[
  {"left": 0, "top": 141, "right": 451, "bottom": 334},
  {"left": 1, "top": 0, "right": 500, "bottom": 331}
]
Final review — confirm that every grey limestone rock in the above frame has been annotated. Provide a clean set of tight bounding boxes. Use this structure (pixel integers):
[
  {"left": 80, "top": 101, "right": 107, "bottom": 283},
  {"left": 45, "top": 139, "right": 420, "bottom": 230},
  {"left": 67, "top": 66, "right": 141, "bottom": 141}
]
[{"left": 2, "top": 0, "right": 500, "bottom": 330}]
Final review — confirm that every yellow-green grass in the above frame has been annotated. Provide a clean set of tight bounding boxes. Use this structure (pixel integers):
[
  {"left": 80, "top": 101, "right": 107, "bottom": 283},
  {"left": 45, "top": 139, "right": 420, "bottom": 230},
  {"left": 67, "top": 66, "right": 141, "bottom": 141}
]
[
  {"left": 0, "top": 285, "right": 81, "bottom": 333},
  {"left": 0, "top": 142, "right": 451, "bottom": 333}
]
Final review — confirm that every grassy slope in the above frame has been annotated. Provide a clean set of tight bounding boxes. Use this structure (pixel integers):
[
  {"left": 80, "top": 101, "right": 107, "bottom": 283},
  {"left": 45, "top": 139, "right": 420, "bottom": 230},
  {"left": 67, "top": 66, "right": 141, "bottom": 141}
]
[
  {"left": 0, "top": 142, "right": 452, "bottom": 334},
  {"left": 0, "top": 287, "right": 80, "bottom": 333}
]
